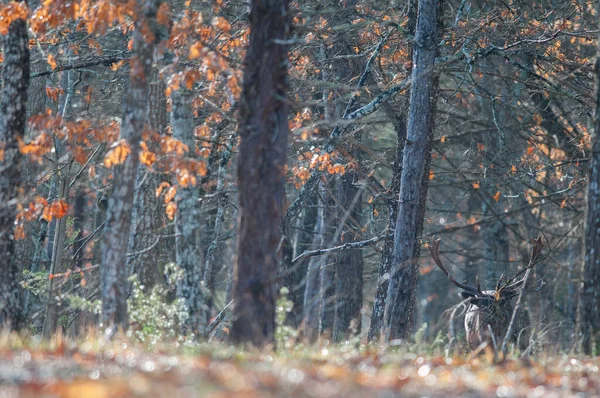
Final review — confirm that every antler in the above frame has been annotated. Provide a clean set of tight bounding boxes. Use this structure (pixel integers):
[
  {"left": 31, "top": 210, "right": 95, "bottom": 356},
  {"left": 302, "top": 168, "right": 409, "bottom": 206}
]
[
  {"left": 429, "top": 238, "right": 479, "bottom": 294},
  {"left": 501, "top": 236, "right": 544, "bottom": 292}
]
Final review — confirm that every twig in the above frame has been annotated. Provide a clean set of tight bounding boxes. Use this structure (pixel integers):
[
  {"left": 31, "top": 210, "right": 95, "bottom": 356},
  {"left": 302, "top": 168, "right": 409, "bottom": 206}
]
[
  {"left": 32, "top": 56, "right": 127, "bottom": 78},
  {"left": 501, "top": 237, "right": 544, "bottom": 357},
  {"left": 291, "top": 233, "right": 392, "bottom": 264}
]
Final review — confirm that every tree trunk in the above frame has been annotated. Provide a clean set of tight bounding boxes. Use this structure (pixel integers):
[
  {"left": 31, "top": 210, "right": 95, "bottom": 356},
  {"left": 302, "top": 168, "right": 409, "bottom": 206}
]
[
  {"left": 367, "top": 0, "right": 417, "bottom": 343},
  {"left": 172, "top": 88, "right": 206, "bottom": 335},
  {"left": 100, "top": 0, "right": 162, "bottom": 329},
  {"left": 332, "top": 173, "right": 364, "bottom": 341},
  {"left": 384, "top": 0, "right": 442, "bottom": 342},
  {"left": 0, "top": 7, "right": 30, "bottom": 330},
  {"left": 580, "top": 12, "right": 600, "bottom": 354},
  {"left": 128, "top": 68, "right": 169, "bottom": 290},
  {"left": 302, "top": 185, "right": 334, "bottom": 342},
  {"left": 231, "top": 0, "right": 290, "bottom": 346},
  {"left": 368, "top": 113, "right": 406, "bottom": 342},
  {"left": 291, "top": 195, "right": 318, "bottom": 325}
]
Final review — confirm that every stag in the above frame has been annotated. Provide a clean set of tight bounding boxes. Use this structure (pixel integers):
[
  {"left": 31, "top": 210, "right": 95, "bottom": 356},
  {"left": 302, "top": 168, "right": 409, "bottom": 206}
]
[{"left": 429, "top": 237, "right": 544, "bottom": 351}]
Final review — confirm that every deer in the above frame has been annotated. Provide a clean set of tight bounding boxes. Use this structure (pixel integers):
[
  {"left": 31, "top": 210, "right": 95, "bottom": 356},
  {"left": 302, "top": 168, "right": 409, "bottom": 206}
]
[{"left": 428, "top": 237, "right": 544, "bottom": 352}]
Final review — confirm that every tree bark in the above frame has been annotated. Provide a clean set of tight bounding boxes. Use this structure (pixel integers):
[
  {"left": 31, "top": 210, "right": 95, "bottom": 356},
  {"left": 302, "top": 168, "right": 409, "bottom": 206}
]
[
  {"left": 100, "top": 0, "right": 162, "bottom": 329},
  {"left": 368, "top": 0, "right": 417, "bottom": 342},
  {"left": 128, "top": 68, "right": 169, "bottom": 290},
  {"left": 172, "top": 88, "right": 206, "bottom": 335},
  {"left": 332, "top": 173, "right": 364, "bottom": 341},
  {"left": 368, "top": 114, "right": 406, "bottom": 342},
  {"left": 231, "top": 0, "right": 290, "bottom": 346},
  {"left": 303, "top": 184, "right": 334, "bottom": 342},
  {"left": 384, "top": 0, "right": 443, "bottom": 342},
  {"left": 291, "top": 195, "right": 318, "bottom": 325},
  {"left": 580, "top": 9, "right": 600, "bottom": 354},
  {"left": 0, "top": 7, "right": 30, "bottom": 330}
]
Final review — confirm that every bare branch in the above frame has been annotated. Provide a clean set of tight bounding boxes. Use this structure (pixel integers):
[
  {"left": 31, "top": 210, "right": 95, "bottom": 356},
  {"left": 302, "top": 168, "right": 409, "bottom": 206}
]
[{"left": 291, "top": 233, "right": 392, "bottom": 264}]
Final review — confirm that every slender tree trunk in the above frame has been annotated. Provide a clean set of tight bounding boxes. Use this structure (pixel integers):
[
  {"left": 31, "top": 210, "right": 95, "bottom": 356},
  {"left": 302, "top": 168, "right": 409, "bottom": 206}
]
[
  {"left": 580, "top": 10, "right": 600, "bottom": 354},
  {"left": 384, "top": 0, "right": 443, "bottom": 342},
  {"left": 101, "top": 0, "right": 162, "bottom": 329},
  {"left": 231, "top": 0, "right": 290, "bottom": 346},
  {"left": 332, "top": 173, "right": 364, "bottom": 341},
  {"left": 202, "top": 142, "right": 233, "bottom": 329},
  {"left": 302, "top": 185, "right": 334, "bottom": 342},
  {"left": 172, "top": 88, "right": 206, "bottom": 335},
  {"left": 42, "top": 65, "right": 75, "bottom": 337},
  {"left": 291, "top": 195, "right": 318, "bottom": 325},
  {"left": 368, "top": 114, "right": 406, "bottom": 342},
  {"left": 0, "top": 6, "right": 30, "bottom": 330},
  {"left": 367, "top": 0, "right": 417, "bottom": 342}
]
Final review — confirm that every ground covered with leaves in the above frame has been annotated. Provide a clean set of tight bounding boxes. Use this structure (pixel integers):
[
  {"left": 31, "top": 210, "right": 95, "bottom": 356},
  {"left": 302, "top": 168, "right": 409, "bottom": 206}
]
[{"left": 0, "top": 334, "right": 598, "bottom": 398}]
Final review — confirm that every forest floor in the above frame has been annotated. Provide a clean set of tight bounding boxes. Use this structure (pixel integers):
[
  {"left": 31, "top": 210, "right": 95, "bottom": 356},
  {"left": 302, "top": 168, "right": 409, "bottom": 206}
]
[{"left": 0, "top": 333, "right": 598, "bottom": 398}]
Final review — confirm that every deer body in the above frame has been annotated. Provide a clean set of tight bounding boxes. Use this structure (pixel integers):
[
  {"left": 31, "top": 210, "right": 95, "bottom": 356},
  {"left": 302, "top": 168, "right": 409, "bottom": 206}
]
[
  {"left": 429, "top": 238, "right": 543, "bottom": 352},
  {"left": 462, "top": 290, "right": 514, "bottom": 351}
]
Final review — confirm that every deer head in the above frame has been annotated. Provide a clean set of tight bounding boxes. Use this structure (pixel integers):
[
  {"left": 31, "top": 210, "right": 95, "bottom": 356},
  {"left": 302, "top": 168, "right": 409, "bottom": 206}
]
[{"left": 428, "top": 237, "right": 543, "bottom": 351}]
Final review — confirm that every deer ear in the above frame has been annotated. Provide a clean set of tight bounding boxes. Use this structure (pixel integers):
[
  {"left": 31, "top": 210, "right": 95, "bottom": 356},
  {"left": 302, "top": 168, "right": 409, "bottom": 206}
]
[{"left": 460, "top": 292, "right": 475, "bottom": 300}]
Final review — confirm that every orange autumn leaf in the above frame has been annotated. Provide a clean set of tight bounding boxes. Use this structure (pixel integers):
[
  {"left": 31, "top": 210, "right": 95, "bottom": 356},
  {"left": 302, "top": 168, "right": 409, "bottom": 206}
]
[
  {"left": 155, "top": 182, "right": 171, "bottom": 197},
  {"left": 477, "top": 142, "right": 485, "bottom": 152},
  {"left": 164, "top": 186, "right": 177, "bottom": 203},
  {"left": 511, "top": 165, "right": 517, "bottom": 174},
  {"left": 189, "top": 41, "right": 203, "bottom": 60},
  {"left": 527, "top": 146, "right": 535, "bottom": 155},
  {"left": 140, "top": 150, "right": 156, "bottom": 166},
  {"left": 13, "top": 224, "right": 25, "bottom": 240},
  {"left": 47, "top": 54, "right": 57, "bottom": 70},
  {"left": 212, "top": 16, "right": 231, "bottom": 32},
  {"left": 429, "top": 170, "right": 435, "bottom": 180},
  {"left": 0, "top": 1, "right": 28, "bottom": 35},
  {"left": 72, "top": 146, "right": 88, "bottom": 165},
  {"left": 493, "top": 191, "right": 501, "bottom": 202},
  {"left": 42, "top": 199, "right": 69, "bottom": 222},
  {"left": 166, "top": 201, "right": 177, "bottom": 220},
  {"left": 104, "top": 140, "right": 131, "bottom": 167},
  {"left": 472, "top": 182, "right": 480, "bottom": 189},
  {"left": 156, "top": 2, "right": 170, "bottom": 25}
]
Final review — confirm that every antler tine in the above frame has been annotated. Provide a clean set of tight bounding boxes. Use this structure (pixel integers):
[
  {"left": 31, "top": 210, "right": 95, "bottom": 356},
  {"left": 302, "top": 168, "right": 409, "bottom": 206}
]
[
  {"left": 495, "top": 273, "right": 505, "bottom": 291},
  {"left": 475, "top": 275, "right": 483, "bottom": 295},
  {"left": 503, "top": 236, "right": 544, "bottom": 292},
  {"left": 428, "top": 238, "right": 479, "bottom": 294}
]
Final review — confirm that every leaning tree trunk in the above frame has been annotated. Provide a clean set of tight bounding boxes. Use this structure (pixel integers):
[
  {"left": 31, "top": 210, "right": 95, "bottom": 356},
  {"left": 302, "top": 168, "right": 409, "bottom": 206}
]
[
  {"left": 580, "top": 11, "right": 600, "bottom": 355},
  {"left": 230, "top": 0, "right": 290, "bottom": 346},
  {"left": 100, "top": 0, "right": 162, "bottom": 329},
  {"left": 172, "top": 88, "right": 206, "bottom": 335},
  {"left": 368, "top": 112, "right": 406, "bottom": 342},
  {"left": 368, "top": 0, "right": 417, "bottom": 342},
  {"left": 384, "top": 0, "right": 443, "bottom": 342},
  {"left": 0, "top": 4, "right": 30, "bottom": 330}
]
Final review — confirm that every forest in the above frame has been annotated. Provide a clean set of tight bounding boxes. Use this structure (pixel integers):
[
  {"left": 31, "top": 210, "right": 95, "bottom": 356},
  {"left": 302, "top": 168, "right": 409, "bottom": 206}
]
[{"left": 1, "top": 0, "right": 600, "bottom": 396}]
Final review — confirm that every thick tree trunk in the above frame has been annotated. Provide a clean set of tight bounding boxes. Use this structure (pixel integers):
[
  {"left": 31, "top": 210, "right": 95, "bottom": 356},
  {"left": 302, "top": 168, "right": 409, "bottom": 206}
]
[
  {"left": 0, "top": 9, "right": 30, "bottom": 330},
  {"left": 172, "top": 88, "right": 206, "bottom": 335},
  {"left": 231, "top": 0, "right": 290, "bottom": 346},
  {"left": 384, "top": 0, "right": 442, "bottom": 342},
  {"left": 580, "top": 15, "right": 600, "bottom": 355},
  {"left": 100, "top": 0, "right": 162, "bottom": 329},
  {"left": 128, "top": 68, "right": 169, "bottom": 289}
]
